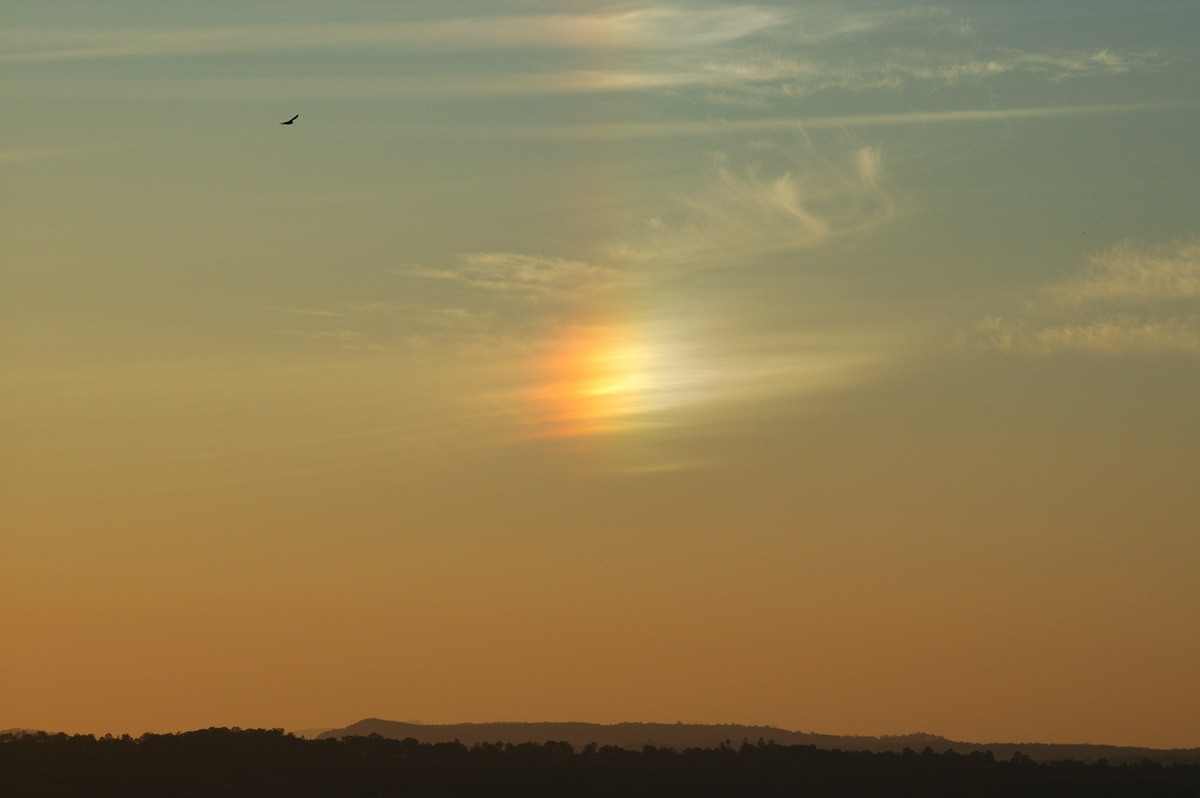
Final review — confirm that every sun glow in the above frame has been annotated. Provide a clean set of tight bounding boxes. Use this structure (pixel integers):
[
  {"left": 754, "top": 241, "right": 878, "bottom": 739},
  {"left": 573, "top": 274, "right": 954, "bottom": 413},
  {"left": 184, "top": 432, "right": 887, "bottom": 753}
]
[{"left": 534, "top": 325, "right": 656, "bottom": 438}]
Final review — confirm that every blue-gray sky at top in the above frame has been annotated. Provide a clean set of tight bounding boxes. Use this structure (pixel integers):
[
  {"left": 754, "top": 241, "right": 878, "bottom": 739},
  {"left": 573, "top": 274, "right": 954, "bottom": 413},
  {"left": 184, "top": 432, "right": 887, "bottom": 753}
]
[{"left": 3, "top": 1, "right": 1199, "bottom": 746}]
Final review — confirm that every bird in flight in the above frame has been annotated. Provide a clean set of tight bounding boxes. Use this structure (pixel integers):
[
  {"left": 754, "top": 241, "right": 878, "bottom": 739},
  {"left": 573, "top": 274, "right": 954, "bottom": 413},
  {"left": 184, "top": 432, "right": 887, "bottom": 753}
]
[{"left": 280, "top": 114, "right": 299, "bottom": 125}]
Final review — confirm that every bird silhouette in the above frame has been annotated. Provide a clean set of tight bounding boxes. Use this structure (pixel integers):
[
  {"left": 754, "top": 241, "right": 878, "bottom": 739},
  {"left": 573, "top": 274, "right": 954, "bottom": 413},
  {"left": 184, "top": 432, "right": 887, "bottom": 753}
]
[{"left": 280, "top": 114, "right": 299, "bottom": 125}]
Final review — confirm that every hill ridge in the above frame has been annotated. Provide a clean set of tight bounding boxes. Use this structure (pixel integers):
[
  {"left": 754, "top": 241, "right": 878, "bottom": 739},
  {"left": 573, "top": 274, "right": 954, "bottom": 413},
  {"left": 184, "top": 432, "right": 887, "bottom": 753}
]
[{"left": 316, "top": 719, "right": 1199, "bottom": 764}]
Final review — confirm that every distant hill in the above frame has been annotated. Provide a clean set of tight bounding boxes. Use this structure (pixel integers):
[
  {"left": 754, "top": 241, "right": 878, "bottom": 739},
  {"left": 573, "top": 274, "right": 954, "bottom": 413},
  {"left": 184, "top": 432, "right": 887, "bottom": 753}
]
[
  {"left": 318, "top": 719, "right": 1200, "bottom": 765},
  {"left": 286, "top": 727, "right": 334, "bottom": 740}
]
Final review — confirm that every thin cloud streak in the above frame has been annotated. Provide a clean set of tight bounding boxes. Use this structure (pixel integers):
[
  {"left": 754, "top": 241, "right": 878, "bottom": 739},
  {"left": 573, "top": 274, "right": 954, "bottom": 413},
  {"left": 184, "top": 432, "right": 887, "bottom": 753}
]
[
  {"left": 3, "top": 4, "right": 988, "bottom": 66},
  {"left": 0, "top": 8, "right": 785, "bottom": 64},
  {"left": 6, "top": 59, "right": 1179, "bottom": 101},
  {"left": 891, "top": 48, "right": 1160, "bottom": 83},
  {"left": 265, "top": 307, "right": 341, "bottom": 317},
  {"left": 692, "top": 47, "right": 1160, "bottom": 105},
  {"left": 0, "top": 71, "right": 706, "bottom": 101},
  {"left": 402, "top": 254, "right": 624, "bottom": 300},
  {"left": 503, "top": 103, "right": 1193, "bottom": 140},
  {"left": 0, "top": 21, "right": 598, "bottom": 63}
]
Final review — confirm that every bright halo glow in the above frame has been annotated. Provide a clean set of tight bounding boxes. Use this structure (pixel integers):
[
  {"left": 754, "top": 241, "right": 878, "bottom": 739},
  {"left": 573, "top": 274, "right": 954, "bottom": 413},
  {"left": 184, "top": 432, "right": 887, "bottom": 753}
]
[
  {"left": 523, "top": 313, "right": 882, "bottom": 441},
  {"left": 534, "top": 325, "right": 657, "bottom": 438}
]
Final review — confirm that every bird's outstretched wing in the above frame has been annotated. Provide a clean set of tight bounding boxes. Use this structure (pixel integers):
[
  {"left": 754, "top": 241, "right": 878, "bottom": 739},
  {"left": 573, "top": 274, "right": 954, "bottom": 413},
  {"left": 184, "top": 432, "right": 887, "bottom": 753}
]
[{"left": 280, "top": 114, "right": 299, "bottom": 125}]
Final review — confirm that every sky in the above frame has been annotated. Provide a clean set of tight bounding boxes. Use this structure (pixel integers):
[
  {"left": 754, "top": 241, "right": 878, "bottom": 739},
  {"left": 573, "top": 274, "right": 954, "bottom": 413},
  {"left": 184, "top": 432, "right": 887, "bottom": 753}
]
[{"left": 2, "top": 0, "right": 1199, "bottom": 749}]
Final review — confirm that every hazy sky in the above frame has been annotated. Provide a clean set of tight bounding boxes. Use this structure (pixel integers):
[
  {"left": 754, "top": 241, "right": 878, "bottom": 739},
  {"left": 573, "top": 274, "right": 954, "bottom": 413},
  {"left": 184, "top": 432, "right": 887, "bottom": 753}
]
[{"left": 3, "top": 1, "right": 1199, "bottom": 748}]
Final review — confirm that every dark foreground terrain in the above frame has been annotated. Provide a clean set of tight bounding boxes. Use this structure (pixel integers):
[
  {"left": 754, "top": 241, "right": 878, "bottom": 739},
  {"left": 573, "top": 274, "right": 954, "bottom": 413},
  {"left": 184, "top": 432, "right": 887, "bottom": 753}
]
[
  {"left": 320, "top": 719, "right": 1200, "bottom": 765},
  {"left": 3, "top": 728, "right": 1198, "bottom": 797}
]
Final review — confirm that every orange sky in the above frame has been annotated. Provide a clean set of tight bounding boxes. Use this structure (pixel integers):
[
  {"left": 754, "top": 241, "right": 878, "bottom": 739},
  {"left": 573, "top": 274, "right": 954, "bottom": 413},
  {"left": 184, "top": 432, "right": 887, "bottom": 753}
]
[{"left": 3, "top": 1, "right": 1199, "bottom": 748}]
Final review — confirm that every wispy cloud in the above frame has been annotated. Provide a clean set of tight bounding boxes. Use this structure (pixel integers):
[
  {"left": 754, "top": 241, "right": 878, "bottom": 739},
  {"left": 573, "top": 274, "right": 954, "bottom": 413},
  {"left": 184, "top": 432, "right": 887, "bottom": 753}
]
[
  {"left": 0, "top": 7, "right": 785, "bottom": 64},
  {"left": 381, "top": 133, "right": 905, "bottom": 446},
  {"left": 272, "top": 328, "right": 379, "bottom": 348},
  {"left": 15, "top": 4, "right": 957, "bottom": 74},
  {"left": 387, "top": 133, "right": 901, "bottom": 322},
  {"left": 894, "top": 48, "right": 1159, "bottom": 83},
  {"left": 614, "top": 137, "right": 898, "bottom": 272},
  {"left": 484, "top": 102, "right": 1188, "bottom": 141},
  {"left": 0, "top": 21, "right": 577, "bottom": 63},
  {"left": 265, "top": 306, "right": 341, "bottom": 317},
  {"left": 401, "top": 253, "right": 623, "bottom": 300},
  {"left": 1050, "top": 238, "right": 1200, "bottom": 304},
  {"left": 267, "top": 298, "right": 527, "bottom": 356},
  {"left": 255, "top": 127, "right": 907, "bottom": 448},
  {"left": 688, "top": 47, "right": 1159, "bottom": 105},
  {"left": 975, "top": 315, "right": 1200, "bottom": 356},
  {"left": 699, "top": 154, "right": 875, "bottom": 251},
  {"left": 973, "top": 238, "right": 1200, "bottom": 356},
  {"left": 5, "top": 3, "right": 1162, "bottom": 111},
  {"left": 0, "top": 72, "right": 699, "bottom": 102},
  {"left": 603, "top": 5, "right": 786, "bottom": 49}
]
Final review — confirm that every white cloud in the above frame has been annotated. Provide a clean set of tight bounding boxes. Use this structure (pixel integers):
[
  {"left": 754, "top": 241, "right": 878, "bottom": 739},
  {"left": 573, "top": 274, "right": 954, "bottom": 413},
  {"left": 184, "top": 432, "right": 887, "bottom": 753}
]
[
  {"left": 1050, "top": 238, "right": 1200, "bottom": 304},
  {"left": 974, "top": 238, "right": 1200, "bottom": 356}
]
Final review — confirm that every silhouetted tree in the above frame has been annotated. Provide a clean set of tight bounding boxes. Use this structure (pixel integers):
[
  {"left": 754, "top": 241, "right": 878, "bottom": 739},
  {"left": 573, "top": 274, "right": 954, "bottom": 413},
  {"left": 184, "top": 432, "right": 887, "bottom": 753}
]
[{"left": 1, "top": 728, "right": 1197, "bottom": 797}]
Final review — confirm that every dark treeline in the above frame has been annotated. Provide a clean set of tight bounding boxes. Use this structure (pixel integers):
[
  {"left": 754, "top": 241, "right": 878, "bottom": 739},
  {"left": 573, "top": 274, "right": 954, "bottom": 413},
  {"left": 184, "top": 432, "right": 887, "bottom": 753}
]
[{"left": 2, "top": 728, "right": 1198, "bottom": 797}]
